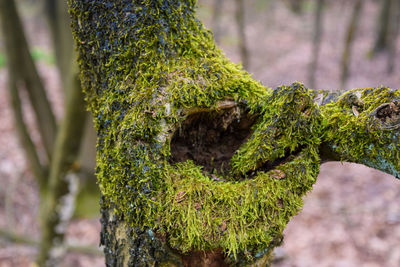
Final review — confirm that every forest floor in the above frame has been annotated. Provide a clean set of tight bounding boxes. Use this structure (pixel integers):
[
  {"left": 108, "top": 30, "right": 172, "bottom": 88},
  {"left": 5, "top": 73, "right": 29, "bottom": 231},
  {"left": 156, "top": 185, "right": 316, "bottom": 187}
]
[{"left": 1, "top": 0, "right": 400, "bottom": 266}]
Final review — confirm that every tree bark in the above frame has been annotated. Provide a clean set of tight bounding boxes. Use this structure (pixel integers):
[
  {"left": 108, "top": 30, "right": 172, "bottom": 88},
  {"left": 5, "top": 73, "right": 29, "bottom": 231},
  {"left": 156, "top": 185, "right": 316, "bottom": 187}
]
[{"left": 69, "top": 0, "right": 400, "bottom": 266}]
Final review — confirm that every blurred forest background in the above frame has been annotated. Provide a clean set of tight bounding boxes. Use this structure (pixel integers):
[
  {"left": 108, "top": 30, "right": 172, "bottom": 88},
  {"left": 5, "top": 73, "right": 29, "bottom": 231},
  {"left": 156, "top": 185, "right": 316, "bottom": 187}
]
[{"left": 0, "top": 0, "right": 400, "bottom": 266}]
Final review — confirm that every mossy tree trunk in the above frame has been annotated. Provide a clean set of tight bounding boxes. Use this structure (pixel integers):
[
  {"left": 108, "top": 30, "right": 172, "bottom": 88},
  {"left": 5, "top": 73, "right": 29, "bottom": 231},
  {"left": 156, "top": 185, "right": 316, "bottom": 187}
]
[{"left": 69, "top": 0, "right": 400, "bottom": 266}]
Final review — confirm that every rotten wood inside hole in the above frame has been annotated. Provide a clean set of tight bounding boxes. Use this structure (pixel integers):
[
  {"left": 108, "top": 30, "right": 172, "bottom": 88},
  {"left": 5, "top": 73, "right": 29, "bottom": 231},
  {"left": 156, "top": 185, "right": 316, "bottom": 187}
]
[
  {"left": 181, "top": 249, "right": 229, "bottom": 267},
  {"left": 170, "top": 106, "right": 255, "bottom": 176}
]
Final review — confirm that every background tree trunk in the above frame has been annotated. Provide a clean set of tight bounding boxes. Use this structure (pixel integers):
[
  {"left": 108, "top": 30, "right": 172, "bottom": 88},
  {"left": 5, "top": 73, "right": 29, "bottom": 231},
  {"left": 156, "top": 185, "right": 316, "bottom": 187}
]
[
  {"left": 340, "top": 0, "right": 363, "bottom": 89},
  {"left": 0, "top": 0, "right": 57, "bottom": 162},
  {"left": 235, "top": 0, "right": 249, "bottom": 70},
  {"left": 308, "top": 0, "right": 324, "bottom": 89},
  {"left": 0, "top": 0, "right": 98, "bottom": 264},
  {"left": 212, "top": 0, "right": 223, "bottom": 44},
  {"left": 373, "top": 0, "right": 392, "bottom": 53}
]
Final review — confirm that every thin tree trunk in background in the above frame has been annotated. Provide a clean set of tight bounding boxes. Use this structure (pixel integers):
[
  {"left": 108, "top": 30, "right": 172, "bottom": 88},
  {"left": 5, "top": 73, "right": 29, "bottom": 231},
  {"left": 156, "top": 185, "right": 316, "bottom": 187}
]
[
  {"left": 212, "top": 0, "right": 223, "bottom": 44},
  {"left": 387, "top": 0, "right": 400, "bottom": 73},
  {"left": 5, "top": 65, "right": 47, "bottom": 188},
  {"left": 284, "top": 0, "right": 304, "bottom": 14},
  {"left": 37, "top": 65, "right": 87, "bottom": 266},
  {"left": 44, "top": 0, "right": 74, "bottom": 91},
  {"left": 0, "top": 0, "right": 57, "bottom": 161},
  {"left": 373, "top": 0, "right": 392, "bottom": 53},
  {"left": 235, "top": 0, "right": 249, "bottom": 69},
  {"left": 340, "top": 0, "right": 363, "bottom": 89},
  {"left": 0, "top": 0, "right": 47, "bottom": 187},
  {"left": 43, "top": 0, "right": 97, "bottom": 182},
  {"left": 43, "top": 0, "right": 99, "bottom": 219},
  {"left": 1, "top": 0, "right": 97, "bottom": 264},
  {"left": 308, "top": 0, "right": 324, "bottom": 89}
]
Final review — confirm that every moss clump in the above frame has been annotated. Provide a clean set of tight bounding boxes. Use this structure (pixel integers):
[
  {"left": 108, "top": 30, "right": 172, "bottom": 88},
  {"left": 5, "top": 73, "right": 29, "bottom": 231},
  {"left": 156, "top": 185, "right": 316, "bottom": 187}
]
[{"left": 69, "top": 0, "right": 322, "bottom": 262}]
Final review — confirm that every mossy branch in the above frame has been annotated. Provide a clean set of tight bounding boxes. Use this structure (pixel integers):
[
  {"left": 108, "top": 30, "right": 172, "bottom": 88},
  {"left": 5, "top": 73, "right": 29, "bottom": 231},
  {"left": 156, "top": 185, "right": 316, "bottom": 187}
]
[{"left": 318, "top": 87, "right": 400, "bottom": 178}]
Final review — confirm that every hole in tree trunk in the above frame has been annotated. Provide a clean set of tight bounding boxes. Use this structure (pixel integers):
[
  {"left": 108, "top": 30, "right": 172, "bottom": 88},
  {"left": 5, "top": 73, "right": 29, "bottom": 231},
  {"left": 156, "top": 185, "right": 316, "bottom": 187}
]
[
  {"left": 373, "top": 101, "right": 400, "bottom": 129},
  {"left": 170, "top": 105, "right": 256, "bottom": 176},
  {"left": 181, "top": 249, "right": 229, "bottom": 267}
]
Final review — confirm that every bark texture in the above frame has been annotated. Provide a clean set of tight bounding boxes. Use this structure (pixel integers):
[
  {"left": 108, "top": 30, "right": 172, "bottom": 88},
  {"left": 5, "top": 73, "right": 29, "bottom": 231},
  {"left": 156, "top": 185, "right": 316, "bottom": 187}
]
[{"left": 69, "top": 0, "right": 400, "bottom": 266}]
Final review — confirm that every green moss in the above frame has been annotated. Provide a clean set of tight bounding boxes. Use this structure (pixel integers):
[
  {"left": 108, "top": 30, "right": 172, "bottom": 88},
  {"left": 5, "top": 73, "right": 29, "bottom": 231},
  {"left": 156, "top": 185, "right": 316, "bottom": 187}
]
[{"left": 68, "top": 0, "right": 327, "bottom": 262}]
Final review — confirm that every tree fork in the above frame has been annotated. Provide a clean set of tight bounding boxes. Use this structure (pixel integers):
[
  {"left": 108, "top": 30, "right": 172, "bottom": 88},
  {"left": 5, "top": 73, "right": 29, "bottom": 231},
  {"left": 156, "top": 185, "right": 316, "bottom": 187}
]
[{"left": 69, "top": 0, "right": 400, "bottom": 265}]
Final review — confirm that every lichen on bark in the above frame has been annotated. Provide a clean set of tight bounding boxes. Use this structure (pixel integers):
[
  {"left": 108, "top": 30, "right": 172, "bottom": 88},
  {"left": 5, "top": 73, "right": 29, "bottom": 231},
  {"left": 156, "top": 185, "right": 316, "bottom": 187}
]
[{"left": 69, "top": 0, "right": 400, "bottom": 265}]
